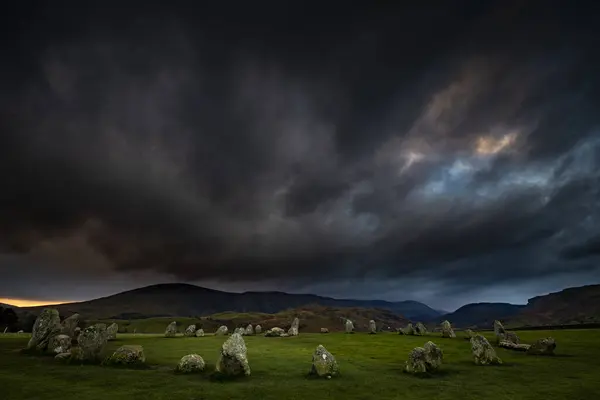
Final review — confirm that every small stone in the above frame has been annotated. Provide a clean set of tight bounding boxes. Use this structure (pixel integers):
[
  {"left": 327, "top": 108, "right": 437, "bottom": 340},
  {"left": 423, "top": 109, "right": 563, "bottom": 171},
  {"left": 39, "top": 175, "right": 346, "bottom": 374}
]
[
  {"left": 320, "top": 328, "right": 329, "bottom": 333},
  {"left": 463, "top": 329, "right": 475, "bottom": 340},
  {"left": 264, "top": 327, "right": 285, "bottom": 337},
  {"left": 176, "top": 354, "right": 205, "bottom": 373},
  {"left": 195, "top": 328, "right": 205, "bottom": 337},
  {"left": 309, "top": 345, "right": 338, "bottom": 378},
  {"left": 498, "top": 341, "right": 531, "bottom": 351},
  {"left": 440, "top": 320, "right": 456, "bottom": 338},
  {"left": 255, "top": 325, "right": 262, "bottom": 334},
  {"left": 415, "top": 322, "right": 427, "bottom": 335},
  {"left": 404, "top": 342, "right": 443, "bottom": 374},
  {"left": 245, "top": 324, "right": 254, "bottom": 336},
  {"left": 423, "top": 341, "right": 443, "bottom": 369},
  {"left": 403, "top": 323, "right": 416, "bottom": 335},
  {"left": 527, "top": 337, "right": 556, "bottom": 356},
  {"left": 216, "top": 333, "right": 250, "bottom": 377},
  {"left": 215, "top": 325, "right": 228, "bottom": 336},
  {"left": 184, "top": 324, "right": 197, "bottom": 337},
  {"left": 471, "top": 334, "right": 502, "bottom": 365},
  {"left": 48, "top": 334, "right": 72, "bottom": 354},
  {"left": 105, "top": 345, "right": 145, "bottom": 365},
  {"left": 165, "top": 321, "right": 177, "bottom": 338}
]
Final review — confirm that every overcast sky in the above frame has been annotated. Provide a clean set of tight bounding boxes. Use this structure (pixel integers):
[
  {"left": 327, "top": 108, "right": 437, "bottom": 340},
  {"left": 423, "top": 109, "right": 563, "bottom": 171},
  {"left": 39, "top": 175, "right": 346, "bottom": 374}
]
[{"left": 1, "top": 1, "right": 599, "bottom": 311}]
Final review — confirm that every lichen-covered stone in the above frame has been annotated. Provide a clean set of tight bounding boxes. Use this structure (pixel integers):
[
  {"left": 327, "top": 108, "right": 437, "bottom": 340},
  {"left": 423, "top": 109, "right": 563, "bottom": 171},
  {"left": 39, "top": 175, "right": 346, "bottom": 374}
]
[
  {"left": 215, "top": 325, "right": 228, "bottom": 336},
  {"left": 320, "top": 328, "right": 329, "bottom": 333},
  {"left": 404, "top": 347, "right": 428, "bottom": 373},
  {"left": 255, "top": 325, "right": 262, "bottom": 334},
  {"left": 216, "top": 333, "right": 250, "bottom": 377},
  {"left": 165, "top": 321, "right": 177, "bottom": 338},
  {"left": 369, "top": 320, "right": 377, "bottom": 334},
  {"left": 471, "top": 334, "right": 502, "bottom": 365},
  {"left": 405, "top": 341, "right": 444, "bottom": 373},
  {"left": 441, "top": 320, "right": 456, "bottom": 338},
  {"left": 245, "top": 324, "right": 254, "bottom": 336},
  {"left": 499, "top": 341, "right": 531, "bottom": 351},
  {"left": 403, "top": 323, "right": 416, "bottom": 335},
  {"left": 415, "top": 322, "right": 427, "bottom": 335},
  {"left": 107, "top": 323, "right": 118, "bottom": 341},
  {"left": 504, "top": 331, "right": 520, "bottom": 344},
  {"left": 423, "top": 341, "right": 443, "bottom": 369},
  {"left": 184, "top": 324, "right": 197, "bottom": 337},
  {"left": 264, "top": 327, "right": 285, "bottom": 337},
  {"left": 105, "top": 345, "right": 145, "bottom": 365},
  {"left": 48, "top": 334, "right": 72, "bottom": 354},
  {"left": 195, "top": 328, "right": 205, "bottom": 337},
  {"left": 176, "top": 354, "right": 205, "bottom": 373},
  {"left": 309, "top": 345, "right": 338, "bottom": 378},
  {"left": 60, "top": 313, "right": 80, "bottom": 338},
  {"left": 527, "top": 337, "right": 556, "bottom": 356},
  {"left": 288, "top": 317, "right": 299, "bottom": 336},
  {"left": 345, "top": 319, "right": 354, "bottom": 333},
  {"left": 27, "top": 308, "right": 62, "bottom": 351},
  {"left": 77, "top": 323, "right": 108, "bottom": 361},
  {"left": 493, "top": 320, "right": 505, "bottom": 336}
]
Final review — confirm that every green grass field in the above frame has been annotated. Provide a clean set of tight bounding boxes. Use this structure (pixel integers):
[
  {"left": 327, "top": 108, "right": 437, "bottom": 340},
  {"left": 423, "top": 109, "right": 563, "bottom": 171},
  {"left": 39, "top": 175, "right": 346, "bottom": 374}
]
[{"left": 1, "top": 329, "right": 598, "bottom": 400}]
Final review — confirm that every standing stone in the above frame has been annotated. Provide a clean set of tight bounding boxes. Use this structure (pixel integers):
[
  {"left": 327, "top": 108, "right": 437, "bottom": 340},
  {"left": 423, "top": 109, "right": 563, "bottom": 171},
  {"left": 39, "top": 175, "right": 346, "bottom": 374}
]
[
  {"left": 255, "top": 325, "right": 262, "bottom": 335},
  {"left": 320, "top": 328, "right": 329, "bottom": 333},
  {"left": 504, "top": 331, "right": 520, "bottom": 344},
  {"left": 215, "top": 325, "right": 228, "bottom": 336},
  {"left": 107, "top": 323, "right": 118, "bottom": 341},
  {"left": 403, "top": 323, "right": 416, "bottom": 335},
  {"left": 264, "top": 327, "right": 285, "bottom": 337},
  {"left": 493, "top": 320, "right": 505, "bottom": 337},
  {"left": 195, "top": 328, "right": 205, "bottom": 337},
  {"left": 498, "top": 341, "right": 531, "bottom": 351},
  {"left": 27, "top": 308, "right": 62, "bottom": 351},
  {"left": 423, "top": 341, "right": 443, "bottom": 369},
  {"left": 404, "top": 347, "right": 428, "bottom": 373},
  {"left": 105, "top": 345, "right": 145, "bottom": 365},
  {"left": 309, "top": 345, "right": 339, "bottom": 378},
  {"left": 176, "top": 354, "right": 205, "bottom": 373},
  {"left": 440, "top": 320, "right": 456, "bottom": 338},
  {"left": 471, "top": 334, "right": 502, "bottom": 365},
  {"left": 60, "top": 313, "right": 80, "bottom": 338},
  {"left": 235, "top": 327, "right": 245, "bottom": 335},
  {"left": 184, "top": 324, "right": 197, "bottom": 337},
  {"left": 288, "top": 317, "right": 299, "bottom": 336},
  {"left": 245, "top": 324, "right": 254, "bottom": 336},
  {"left": 415, "top": 322, "right": 427, "bottom": 335},
  {"left": 216, "top": 333, "right": 250, "bottom": 377},
  {"left": 369, "top": 320, "right": 377, "bottom": 334},
  {"left": 463, "top": 329, "right": 475, "bottom": 340},
  {"left": 74, "top": 327, "right": 81, "bottom": 338},
  {"left": 77, "top": 323, "right": 108, "bottom": 361},
  {"left": 165, "top": 321, "right": 177, "bottom": 337},
  {"left": 345, "top": 319, "right": 354, "bottom": 333},
  {"left": 527, "top": 337, "right": 556, "bottom": 356},
  {"left": 48, "top": 334, "right": 72, "bottom": 354}
]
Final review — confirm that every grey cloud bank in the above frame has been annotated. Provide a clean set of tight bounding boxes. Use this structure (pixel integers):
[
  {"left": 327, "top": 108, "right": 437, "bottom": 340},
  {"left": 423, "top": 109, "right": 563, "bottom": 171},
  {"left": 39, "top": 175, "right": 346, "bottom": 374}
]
[{"left": 1, "top": 2, "right": 599, "bottom": 309}]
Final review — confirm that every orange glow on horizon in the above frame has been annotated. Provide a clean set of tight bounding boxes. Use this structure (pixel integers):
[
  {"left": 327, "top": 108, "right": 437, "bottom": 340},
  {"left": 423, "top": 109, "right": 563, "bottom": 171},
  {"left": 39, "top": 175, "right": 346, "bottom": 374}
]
[{"left": 0, "top": 298, "right": 71, "bottom": 307}]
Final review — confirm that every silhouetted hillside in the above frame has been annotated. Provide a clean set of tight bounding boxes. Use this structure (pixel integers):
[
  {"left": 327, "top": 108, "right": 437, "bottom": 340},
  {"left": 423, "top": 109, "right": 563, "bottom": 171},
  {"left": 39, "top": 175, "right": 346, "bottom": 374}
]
[
  {"left": 23, "top": 283, "right": 440, "bottom": 320},
  {"left": 433, "top": 302, "right": 525, "bottom": 328},
  {"left": 506, "top": 284, "right": 600, "bottom": 327}
]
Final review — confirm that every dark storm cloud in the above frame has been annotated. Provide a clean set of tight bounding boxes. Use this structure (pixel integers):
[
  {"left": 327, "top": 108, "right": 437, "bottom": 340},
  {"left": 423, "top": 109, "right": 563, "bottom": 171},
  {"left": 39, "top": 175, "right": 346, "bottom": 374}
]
[{"left": 1, "top": 1, "right": 600, "bottom": 303}]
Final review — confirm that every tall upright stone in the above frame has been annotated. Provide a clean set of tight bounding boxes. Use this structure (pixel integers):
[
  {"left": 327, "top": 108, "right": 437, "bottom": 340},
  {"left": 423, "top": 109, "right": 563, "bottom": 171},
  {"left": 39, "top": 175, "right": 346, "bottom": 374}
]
[
  {"left": 245, "top": 324, "right": 254, "bottom": 336},
  {"left": 369, "top": 320, "right": 377, "bottom": 334},
  {"left": 184, "top": 324, "right": 197, "bottom": 337},
  {"left": 27, "top": 308, "right": 62, "bottom": 351},
  {"left": 107, "top": 323, "right": 118, "bottom": 341},
  {"left": 345, "top": 319, "right": 354, "bottom": 333},
  {"left": 440, "top": 320, "right": 456, "bottom": 338},
  {"left": 165, "top": 321, "right": 177, "bottom": 337},
  {"left": 288, "top": 317, "right": 299, "bottom": 336},
  {"left": 77, "top": 323, "right": 108, "bottom": 362},
  {"left": 471, "top": 334, "right": 502, "bottom": 365},
  {"left": 216, "top": 333, "right": 250, "bottom": 377},
  {"left": 255, "top": 325, "right": 262, "bottom": 335},
  {"left": 310, "top": 345, "right": 339, "bottom": 378},
  {"left": 60, "top": 313, "right": 80, "bottom": 338}
]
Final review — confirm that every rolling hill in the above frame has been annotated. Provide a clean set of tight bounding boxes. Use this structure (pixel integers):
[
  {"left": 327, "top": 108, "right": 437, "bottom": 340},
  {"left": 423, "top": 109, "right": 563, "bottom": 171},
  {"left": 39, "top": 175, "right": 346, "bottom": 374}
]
[
  {"left": 22, "top": 283, "right": 440, "bottom": 320},
  {"left": 506, "top": 284, "right": 600, "bottom": 327},
  {"left": 431, "top": 302, "right": 526, "bottom": 329},
  {"left": 87, "top": 304, "right": 410, "bottom": 333}
]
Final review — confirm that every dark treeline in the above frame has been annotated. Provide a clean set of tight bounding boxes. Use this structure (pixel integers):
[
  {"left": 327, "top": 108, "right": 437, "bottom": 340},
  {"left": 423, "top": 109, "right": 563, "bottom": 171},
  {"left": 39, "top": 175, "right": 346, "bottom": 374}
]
[{"left": 0, "top": 306, "right": 37, "bottom": 332}]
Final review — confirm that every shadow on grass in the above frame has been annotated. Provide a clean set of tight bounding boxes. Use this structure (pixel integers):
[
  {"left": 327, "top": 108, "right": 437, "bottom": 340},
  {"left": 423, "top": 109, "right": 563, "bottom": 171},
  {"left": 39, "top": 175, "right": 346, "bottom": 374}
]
[
  {"left": 400, "top": 368, "right": 460, "bottom": 379},
  {"left": 456, "top": 360, "right": 519, "bottom": 367}
]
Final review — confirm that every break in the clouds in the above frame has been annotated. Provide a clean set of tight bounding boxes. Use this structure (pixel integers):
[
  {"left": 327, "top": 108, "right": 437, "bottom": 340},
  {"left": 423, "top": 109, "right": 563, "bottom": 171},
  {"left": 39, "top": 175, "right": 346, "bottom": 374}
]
[{"left": 1, "top": 2, "right": 599, "bottom": 309}]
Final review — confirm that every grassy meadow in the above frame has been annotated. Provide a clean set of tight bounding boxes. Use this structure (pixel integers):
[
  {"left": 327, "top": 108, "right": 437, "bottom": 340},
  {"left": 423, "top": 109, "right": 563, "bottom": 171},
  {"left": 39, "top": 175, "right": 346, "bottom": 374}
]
[{"left": 1, "top": 329, "right": 599, "bottom": 400}]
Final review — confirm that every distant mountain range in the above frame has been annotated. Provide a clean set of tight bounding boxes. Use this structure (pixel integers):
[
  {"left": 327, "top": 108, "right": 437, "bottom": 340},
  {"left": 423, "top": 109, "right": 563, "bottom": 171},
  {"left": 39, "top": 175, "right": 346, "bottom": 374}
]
[
  {"left": 12, "top": 283, "right": 600, "bottom": 329},
  {"left": 20, "top": 283, "right": 441, "bottom": 320}
]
